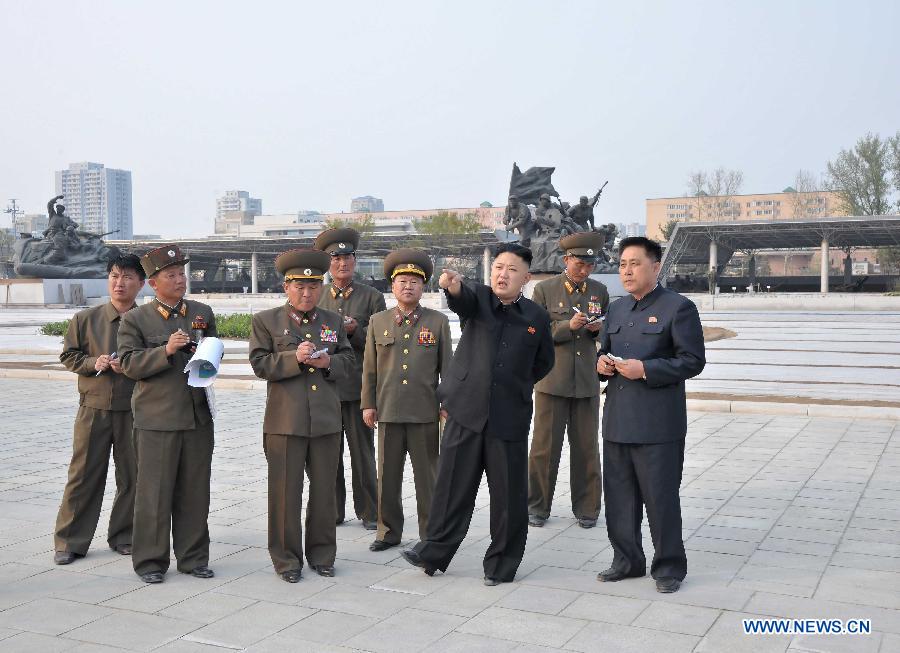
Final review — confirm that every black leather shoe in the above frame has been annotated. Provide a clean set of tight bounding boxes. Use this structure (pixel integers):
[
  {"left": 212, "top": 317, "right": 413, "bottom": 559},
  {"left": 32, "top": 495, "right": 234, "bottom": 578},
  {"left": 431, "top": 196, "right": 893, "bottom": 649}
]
[
  {"left": 312, "top": 565, "right": 335, "bottom": 577},
  {"left": 401, "top": 548, "right": 436, "bottom": 576},
  {"left": 112, "top": 544, "right": 132, "bottom": 555},
  {"left": 280, "top": 569, "right": 302, "bottom": 583},
  {"left": 183, "top": 566, "right": 214, "bottom": 578},
  {"left": 362, "top": 520, "right": 378, "bottom": 531},
  {"left": 53, "top": 551, "right": 80, "bottom": 565},
  {"left": 656, "top": 577, "right": 681, "bottom": 593},
  {"left": 140, "top": 571, "right": 164, "bottom": 584},
  {"left": 369, "top": 540, "right": 397, "bottom": 552},
  {"left": 528, "top": 514, "right": 546, "bottom": 527},
  {"left": 336, "top": 517, "right": 345, "bottom": 525},
  {"left": 597, "top": 567, "right": 643, "bottom": 582},
  {"left": 483, "top": 576, "right": 501, "bottom": 586},
  {"left": 577, "top": 518, "right": 597, "bottom": 529}
]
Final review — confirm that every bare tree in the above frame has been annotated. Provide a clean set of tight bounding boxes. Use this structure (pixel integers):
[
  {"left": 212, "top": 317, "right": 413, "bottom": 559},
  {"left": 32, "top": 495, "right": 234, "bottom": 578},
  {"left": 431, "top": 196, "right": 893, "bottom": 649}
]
[
  {"left": 787, "top": 170, "right": 830, "bottom": 219},
  {"left": 826, "top": 132, "right": 894, "bottom": 215},
  {"left": 686, "top": 167, "right": 743, "bottom": 221}
]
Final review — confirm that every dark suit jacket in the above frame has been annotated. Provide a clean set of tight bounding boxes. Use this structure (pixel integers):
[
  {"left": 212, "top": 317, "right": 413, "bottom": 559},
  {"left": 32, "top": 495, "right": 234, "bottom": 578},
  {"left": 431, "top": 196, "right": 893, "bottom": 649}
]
[
  {"left": 599, "top": 286, "right": 705, "bottom": 444},
  {"left": 437, "top": 281, "right": 554, "bottom": 441}
]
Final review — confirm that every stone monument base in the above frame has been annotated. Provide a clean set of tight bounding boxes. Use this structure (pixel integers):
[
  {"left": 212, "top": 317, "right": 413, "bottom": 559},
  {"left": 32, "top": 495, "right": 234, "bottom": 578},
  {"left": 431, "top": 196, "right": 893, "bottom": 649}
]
[{"left": 1, "top": 278, "right": 153, "bottom": 306}]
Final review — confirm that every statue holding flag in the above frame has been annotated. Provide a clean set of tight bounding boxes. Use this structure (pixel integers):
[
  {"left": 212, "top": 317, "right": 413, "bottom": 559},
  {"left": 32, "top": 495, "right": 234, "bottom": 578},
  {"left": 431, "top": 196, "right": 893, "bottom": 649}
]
[{"left": 505, "top": 163, "right": 616, "bottom": 273}]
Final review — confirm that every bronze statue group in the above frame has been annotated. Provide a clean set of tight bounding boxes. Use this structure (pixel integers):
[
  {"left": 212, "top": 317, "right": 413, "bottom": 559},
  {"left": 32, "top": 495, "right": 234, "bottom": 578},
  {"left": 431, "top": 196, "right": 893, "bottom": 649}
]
[{"left": 53, "top": 225, "right": 705, "bottom": 594}]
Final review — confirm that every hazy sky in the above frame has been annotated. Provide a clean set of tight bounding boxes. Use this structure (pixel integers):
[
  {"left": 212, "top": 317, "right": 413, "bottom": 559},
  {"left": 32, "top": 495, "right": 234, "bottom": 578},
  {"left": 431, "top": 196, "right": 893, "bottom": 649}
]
[{"left": 2, "top": 1, "right": 898, "bottom": 237}]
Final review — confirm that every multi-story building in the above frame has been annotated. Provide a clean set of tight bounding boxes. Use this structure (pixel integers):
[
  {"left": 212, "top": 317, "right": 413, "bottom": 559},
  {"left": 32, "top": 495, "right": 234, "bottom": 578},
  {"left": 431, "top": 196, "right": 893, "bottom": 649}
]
[
  {"left": 15, "top": 213, "right": 49, "bottom": 236},
  {"left": 215, "top": 190, "right": 262, "bottom": 223},
  {"left": 350, "top": 196, "right": 384, "bottom": 213},
  {"left": 646, "top": 188, "right": 844, "bottom": 241},
  {"left": 55, "top": 162, "right": 133, "bottom": 239},
  {"left": 215, "top": 206, "right": 507, "bottom": 239},
  {"left": 614, "top": 222, "right": 646, "bottom": 238}
]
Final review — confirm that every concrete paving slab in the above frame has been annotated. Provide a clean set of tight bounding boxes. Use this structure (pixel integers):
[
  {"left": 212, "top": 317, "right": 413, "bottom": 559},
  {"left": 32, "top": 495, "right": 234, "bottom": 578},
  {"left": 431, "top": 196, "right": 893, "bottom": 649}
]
[{"left": 1, "top": 374, "right": 899, "bottom": 650}]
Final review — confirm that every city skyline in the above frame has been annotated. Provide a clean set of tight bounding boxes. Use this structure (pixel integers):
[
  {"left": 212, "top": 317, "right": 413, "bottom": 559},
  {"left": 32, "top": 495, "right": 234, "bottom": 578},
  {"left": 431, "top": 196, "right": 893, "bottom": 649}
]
[
  {"left": 54, "top": 162, "right": 133, "bottom": 240},
  {"left": 2, "top": 1, "right": 898, "bottom": 237}
]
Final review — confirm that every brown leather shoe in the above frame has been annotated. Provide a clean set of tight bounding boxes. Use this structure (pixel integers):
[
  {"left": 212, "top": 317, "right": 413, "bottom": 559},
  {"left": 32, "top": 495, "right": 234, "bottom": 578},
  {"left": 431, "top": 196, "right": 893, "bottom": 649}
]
[{"left": 112, "top": 544, "right": 132, "bottom": 555}]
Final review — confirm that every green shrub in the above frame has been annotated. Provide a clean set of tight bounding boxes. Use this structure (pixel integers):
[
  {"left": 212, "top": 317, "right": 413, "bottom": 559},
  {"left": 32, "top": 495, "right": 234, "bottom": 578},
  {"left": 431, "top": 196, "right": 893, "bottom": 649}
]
[
  {"left": 40, "top": 313, "right": 253, "bottom": 339},
  {"left": 40, "top": 320, "right": 70, "bottom": 336},
  {"left": 215, "top": 313, "right": 252, "bottom": 339}
]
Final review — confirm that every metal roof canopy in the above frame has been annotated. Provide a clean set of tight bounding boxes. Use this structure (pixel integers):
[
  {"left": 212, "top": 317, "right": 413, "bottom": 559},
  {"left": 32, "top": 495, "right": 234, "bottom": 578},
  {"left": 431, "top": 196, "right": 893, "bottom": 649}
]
[
  {"left": 108, "top": 232, "right": 502, "bottom": 268},
  {"left": 659, "top": 216, "right": 900, "bottom": 280}
]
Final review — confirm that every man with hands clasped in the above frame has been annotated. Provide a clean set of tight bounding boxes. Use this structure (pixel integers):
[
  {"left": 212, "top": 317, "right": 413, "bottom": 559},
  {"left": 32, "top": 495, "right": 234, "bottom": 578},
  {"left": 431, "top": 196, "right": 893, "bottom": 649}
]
[
  {"left": 315, "top": 227, "right": 385, "bottom": 530},
  {"left": 53, "top": 254, "right": 145, "bottom": 565},
  {"left": 249, "top": 249, "right": 354, "bottom": 583},
  {"left": 596, "top": 236, "right": 705, "bottom": 594}
]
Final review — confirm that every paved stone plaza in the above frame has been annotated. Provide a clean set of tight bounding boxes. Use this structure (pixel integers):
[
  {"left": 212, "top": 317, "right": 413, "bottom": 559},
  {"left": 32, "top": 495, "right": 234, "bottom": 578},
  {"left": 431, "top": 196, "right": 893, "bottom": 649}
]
[{"left": 0, "top": 378, "right": 898, "bottom": 652}]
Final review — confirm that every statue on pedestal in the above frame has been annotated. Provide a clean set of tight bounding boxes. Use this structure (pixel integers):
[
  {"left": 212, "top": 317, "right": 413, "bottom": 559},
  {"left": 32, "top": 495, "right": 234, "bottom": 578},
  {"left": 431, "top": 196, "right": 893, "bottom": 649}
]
[
  {"left": 505, "top": 163, "right": 616, "bottom": 273},
  {"left": 13, "top": 195, "right": 121, "bottom": 279}
]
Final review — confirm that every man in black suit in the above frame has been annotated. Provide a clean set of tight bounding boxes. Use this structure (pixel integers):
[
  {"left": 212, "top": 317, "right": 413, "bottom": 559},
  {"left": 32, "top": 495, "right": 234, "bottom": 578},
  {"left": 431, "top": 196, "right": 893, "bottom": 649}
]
[
  {"left": 402, "top": 243, "right": 554, "bottom": 586},
  {"left": 596, "top": 236, "right": 705, "bottom": 593}
]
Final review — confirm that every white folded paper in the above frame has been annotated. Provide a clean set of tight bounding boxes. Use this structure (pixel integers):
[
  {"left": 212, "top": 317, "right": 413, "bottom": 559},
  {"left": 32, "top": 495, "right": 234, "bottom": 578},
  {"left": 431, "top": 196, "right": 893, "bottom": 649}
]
[{"left": 184, "top": 337, "right": 225, "bottom": 388}]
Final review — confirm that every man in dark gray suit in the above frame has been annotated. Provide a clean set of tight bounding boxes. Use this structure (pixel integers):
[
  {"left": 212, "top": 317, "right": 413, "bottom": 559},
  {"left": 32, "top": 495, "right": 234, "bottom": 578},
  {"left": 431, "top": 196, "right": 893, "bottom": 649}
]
[{"left": 596, "top": 236, "right": 705, "bottom": 593}]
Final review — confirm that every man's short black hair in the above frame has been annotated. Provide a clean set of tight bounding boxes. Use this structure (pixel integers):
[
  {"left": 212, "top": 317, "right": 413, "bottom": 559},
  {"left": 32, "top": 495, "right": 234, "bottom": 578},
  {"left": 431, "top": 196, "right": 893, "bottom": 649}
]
[
  {"left": 618, "top": 236, "right": 662, "bottom": 263},
  {"left": 107, "top": 253, "right": 146, "bottom": 280},
  {"left": 493, "top": 242, "right": 533, "bottom": 267}
]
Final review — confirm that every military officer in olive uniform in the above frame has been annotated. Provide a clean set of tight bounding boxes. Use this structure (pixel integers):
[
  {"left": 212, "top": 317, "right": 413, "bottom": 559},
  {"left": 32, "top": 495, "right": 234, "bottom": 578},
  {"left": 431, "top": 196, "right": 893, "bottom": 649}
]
[
  {"left": 361, "top": 249, "right": 452, "bottom": 552},
  {"left": 528, "top": 232, "right": 610, "bottom": 528},
  {"left": 315, "top": 227, "right": 386, "bottom": 529},
  {"left": 53, "top": 254, "right": 145, "bottom": 565},
  {"left": 250, "top": 249, "right": 355, "bottom": 582},
  {"left": 118, "top": 245, "right": 217, "bottom": 584}
]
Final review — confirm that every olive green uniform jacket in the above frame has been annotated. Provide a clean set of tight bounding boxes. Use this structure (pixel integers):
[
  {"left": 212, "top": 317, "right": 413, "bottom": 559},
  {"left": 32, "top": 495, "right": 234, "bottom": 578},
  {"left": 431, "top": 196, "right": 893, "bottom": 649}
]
[
  {"left": 318, "top": 282, "right": 386, "bottom": 401},
  {"left": 532, "top": 274, "right": 610, "bottom": 398},
  {"left": 249, "top": 304, "right": 354, "bottom": 437},
  {"left": 118, "top": 299, "right": 217, "bottom": 429},
  {"left": 361, "top": 305, "right": 452, "bottom": 423}
]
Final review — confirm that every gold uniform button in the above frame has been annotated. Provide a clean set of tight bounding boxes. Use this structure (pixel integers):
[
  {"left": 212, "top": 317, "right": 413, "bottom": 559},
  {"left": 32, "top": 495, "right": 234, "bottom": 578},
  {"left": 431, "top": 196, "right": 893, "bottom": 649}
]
[
  {"left": 383, "top": 330, "right": 389, "bottom": 336},
  {"left": 576, "top": 335, "right": 581, "bottom": 339},
  {"left": 308, "top": 367, "right": 315, "bottom": 373},
  {"left": 402, "top": 379, "right": 408, "bottom": 385},
  {"left": 305, "top": 334, "right": 312, "bottom": 338},
  {"left": 405, "top": 319, "right": 410, "bottom": 325},
  {"left": 303, "top": 319, "right": 309, "bottom": 323},
  {"left": 576, "top": 351, "right": 582, "bottom": 356},
  {"left": 404, "top": 333, "right": 410, "bottom": 339},
  {"left": 402, "top": 364, "right": 408, "bottom": 370},
  {"left": 403, "top": 348, "right": 408, "bottom": 354},
  {"left": 311, "top": 384, "right": 317, "bottom": 391}
]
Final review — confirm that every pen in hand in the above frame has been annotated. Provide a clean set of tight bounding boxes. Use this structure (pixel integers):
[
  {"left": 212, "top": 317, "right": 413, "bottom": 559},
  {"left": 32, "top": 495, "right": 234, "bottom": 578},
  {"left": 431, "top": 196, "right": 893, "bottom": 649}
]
[{"left": 95, "top": 352, "right": 117, "bottom": 376}]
